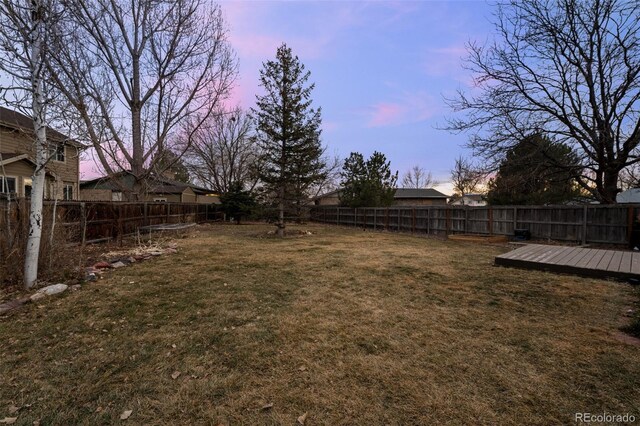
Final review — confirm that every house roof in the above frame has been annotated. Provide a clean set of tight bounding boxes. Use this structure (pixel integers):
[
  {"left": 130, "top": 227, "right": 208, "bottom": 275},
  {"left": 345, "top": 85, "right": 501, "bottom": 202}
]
[
  {"left": 311, "top": 189, "right": 341, "bottom": 200},
  {"left": 455, "top": 193, "right": 485, "bottom": 201},
  {"left": 0, "top": 106, "right": 85, "bottom": 148},
  {"left": 394, "top": 188, "right": 449, "bottom": 199},
  {"left": 617, "top": 188, "right": 640, "bottom": 203},
  {"left": 0, "top": 153, "right": 28, "bottom": 166},
  {"left": 313, "top": 187, "right": 450, "bottom": 200},
  {"left": 0, "top": 152, "right": 57, "bottom": 178},
  {"left": 80, "top": 171, "right": 216, "bottom": 195}
]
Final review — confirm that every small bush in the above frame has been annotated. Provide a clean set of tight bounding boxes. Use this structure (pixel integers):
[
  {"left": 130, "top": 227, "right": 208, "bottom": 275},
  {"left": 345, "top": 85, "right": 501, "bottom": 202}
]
[{"left": 622, "top": 313, "right": 640, "bottom": 338}]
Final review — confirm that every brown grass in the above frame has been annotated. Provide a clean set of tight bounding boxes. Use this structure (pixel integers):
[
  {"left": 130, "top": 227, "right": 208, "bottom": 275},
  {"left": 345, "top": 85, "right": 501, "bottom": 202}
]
[{"left": 1, "top": 223, "right": 639, "bottom": 425}]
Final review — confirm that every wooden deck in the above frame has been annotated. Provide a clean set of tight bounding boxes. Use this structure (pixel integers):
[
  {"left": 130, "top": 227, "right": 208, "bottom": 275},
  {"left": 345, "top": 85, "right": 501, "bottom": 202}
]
[{"left": 495, "top": 244, "right": 640, "bottom": 280}]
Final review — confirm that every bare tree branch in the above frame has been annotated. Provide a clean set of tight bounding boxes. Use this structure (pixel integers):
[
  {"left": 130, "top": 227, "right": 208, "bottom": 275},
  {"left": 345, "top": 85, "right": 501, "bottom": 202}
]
[
  {"left": 48, "top": 0, "right": 237, "bottom": 199},
  {"left": 401, "top": 165, "right": 440, "bottom": 189},
  {"left": 444, "top": 0, "right": 640, "bottom": 203}
]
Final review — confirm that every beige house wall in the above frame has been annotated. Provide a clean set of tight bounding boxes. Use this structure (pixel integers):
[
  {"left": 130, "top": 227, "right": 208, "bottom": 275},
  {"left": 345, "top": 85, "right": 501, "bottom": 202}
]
[
  {"left": 196, "top": 194, "right": 220, "bottom": 204},
  {"left": 80, "top": 188, "right": 113, "bottom": 201},
  {"left": 181, "top": 188, "right": 196, "bottom": 203},
  {"left": 315, "top": 195, "right": 340, "bottom": 206},
  {"left": 1, "top": 127, "right": 80, "bottom": 200},
  {"left": 143, "top": 193, "right": 180, "bottom": 202},
  {"left": 392, "top": 198, "right": 447, "bottom": 206}
]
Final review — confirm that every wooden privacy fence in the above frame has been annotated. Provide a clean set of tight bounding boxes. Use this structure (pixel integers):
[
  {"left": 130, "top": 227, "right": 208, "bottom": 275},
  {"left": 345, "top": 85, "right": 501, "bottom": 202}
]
[
  {"left": 310, "top": 205, "right": 640, "bottom": 246},
  {"left": 0, "top": 200, "right": 222, "bottom": 245}
]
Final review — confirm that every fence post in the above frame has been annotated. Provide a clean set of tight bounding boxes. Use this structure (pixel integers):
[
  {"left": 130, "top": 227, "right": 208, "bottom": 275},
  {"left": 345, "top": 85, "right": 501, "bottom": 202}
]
[
  {"left": 337, "top": 207, "right": 341, "bottom": 226},
  {"left": 166, "top": 203, "right": 170, "bottom": 223},
  {"left": 464, "top": 207, "right": 468, "bottom": 234},
  {"left": 446, "top": 207, "right": 451, "bottom": 235},
  {"left": 111, "top": 203, "right": 117, "bottom": 242},
  {"left": 373, "top": 209, "right": 377, "bottom": 230},
  {"left": 143, "top": 202, "right": 148, "bottom": 226},
  {"left": 354, "top": 208, "right": 358, "bottom": 228},
  {"left": 582, "top": 205, "right": 588, "bottom": 245},
  {"left": 384, "top": 207, "right": 389, "bottom": 231},
  {"left": 412, "top": 208, "right": 416, "bottom": 233},
  {"left": 80, "top": 202, "right": 86, "bottom": 246},
  {"left": 426, "top": 208, "right": 430, "bottom": 235},
  {"left": 489, "top": 207, "right": 494, "bottom": 235},
  {"left": 627, "top": 206, "right": 634, "bottom": 245},
  {"left": 513, "top": 207, "right": 518, "bottom": 233}
]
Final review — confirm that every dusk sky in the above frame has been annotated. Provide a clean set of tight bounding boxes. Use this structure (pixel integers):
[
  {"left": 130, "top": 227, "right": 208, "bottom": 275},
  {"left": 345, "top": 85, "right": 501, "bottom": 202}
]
[
  {"left": 217, "top": 0, "right": 495, "bottom": 194},
  {"left": 75, "top": 0, "right": 497, "bottom": 194}
]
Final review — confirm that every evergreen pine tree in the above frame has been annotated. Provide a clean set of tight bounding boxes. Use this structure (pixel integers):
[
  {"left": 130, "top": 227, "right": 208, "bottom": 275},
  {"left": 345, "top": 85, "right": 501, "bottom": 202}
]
[
  {"left": 220, "top": 182, "right": 256, "bottom": 224},
  {"left": 487, "top": 134, "right": 581, "bottom": 205},
  {"left": 252, "top": 43, "right": 326, "bottom": 236},
  {"left": 340, "top": 151, "right": 398, "bottom": 208}
]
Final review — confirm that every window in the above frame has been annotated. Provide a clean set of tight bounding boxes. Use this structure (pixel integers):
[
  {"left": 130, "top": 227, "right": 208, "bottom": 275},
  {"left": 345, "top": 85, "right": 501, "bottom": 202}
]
[
  {"left": 49, "top": 144, "right": 65, "bottom": 162},
  {"left": 63, "top": 183, "right": 74, "bottom": 200},
  {"left": 24, "top": 178, "right": 32, "bottom": 199},
  {"left": 153, "top": 197, "right": 167, "bottom": 202},
  {"left": 1, "top": 176, "right": 16, "bottom": 195}
]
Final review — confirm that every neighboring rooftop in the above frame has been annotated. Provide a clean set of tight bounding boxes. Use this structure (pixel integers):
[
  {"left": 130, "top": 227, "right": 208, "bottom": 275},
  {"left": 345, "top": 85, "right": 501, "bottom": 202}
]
[
  {"left": 80, "top": 171, "right": 217, "bottom": 195},
  {"left": 313, "top": 187, "right": 450, "bottom": 200},
  {"left": 0, "top": 106, "right": 84, "bottom": 147},
  {"left": 393, "top": 188, "right": 449, "bottom": 199}
]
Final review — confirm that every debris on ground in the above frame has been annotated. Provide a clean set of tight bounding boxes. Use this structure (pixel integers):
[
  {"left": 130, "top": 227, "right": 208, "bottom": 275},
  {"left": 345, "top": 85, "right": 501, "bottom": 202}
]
[{"left": 0, "top": 240, "right": 180, "bottom": 316}]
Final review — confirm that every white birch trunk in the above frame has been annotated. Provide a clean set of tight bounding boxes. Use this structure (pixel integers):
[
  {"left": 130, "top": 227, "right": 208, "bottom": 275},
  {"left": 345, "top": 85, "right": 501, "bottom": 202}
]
[{"left": 23, "top": 2, "right": 47, "bottom": 289}]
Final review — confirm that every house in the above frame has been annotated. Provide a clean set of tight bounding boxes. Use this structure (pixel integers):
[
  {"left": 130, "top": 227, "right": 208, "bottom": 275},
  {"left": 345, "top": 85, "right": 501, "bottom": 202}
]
[
  {"left": 313, "top": 189, "right": 341, "bottom": 206},
  {"left": 392, "top": 188, "right": 448, "bottom": 206},
  {"left": 80, "top": 171, "right": 220, "bottom": 204},
  {"left": 0, "top": 106, "right": 84, "bottom": 200},
  {"left": 312, "top": 188, "right": 449, "bottom": 206},
  {"left": 616, "top": 188, "right": 640, "bottom": 204},
  {"left": 449, "top": 193, "right": 487, "bottom": 206}
]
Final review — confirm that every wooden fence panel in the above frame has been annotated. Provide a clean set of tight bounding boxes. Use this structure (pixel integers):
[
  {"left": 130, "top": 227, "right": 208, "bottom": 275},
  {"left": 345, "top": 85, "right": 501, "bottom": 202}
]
[
  {"left": 0, "top": 200, "right": 221, "bottom": 246},
  {"left": 311, "top": 204, "right": 640, "bottom": 246}
]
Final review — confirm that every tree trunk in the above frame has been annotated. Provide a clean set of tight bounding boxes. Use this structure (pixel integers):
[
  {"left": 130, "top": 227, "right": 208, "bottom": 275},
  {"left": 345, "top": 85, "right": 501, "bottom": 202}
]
[
  {"left": 600, "top": 169, "right": 620, "bottom": 204},
  {"left": 277, "top": 185, "right": 285, "bottom": 237},
  {"left": 131, "top": 55, "right": 143, "bottom": 199},
  {"left": 24, "top": 12, "right": 46, "bottom": 288}
]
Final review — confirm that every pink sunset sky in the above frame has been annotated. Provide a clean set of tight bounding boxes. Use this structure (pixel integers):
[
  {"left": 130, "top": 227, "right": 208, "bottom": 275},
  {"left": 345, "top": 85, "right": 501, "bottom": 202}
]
[{"left": 80, "top": 0, "right": 496, "bottom": 194}]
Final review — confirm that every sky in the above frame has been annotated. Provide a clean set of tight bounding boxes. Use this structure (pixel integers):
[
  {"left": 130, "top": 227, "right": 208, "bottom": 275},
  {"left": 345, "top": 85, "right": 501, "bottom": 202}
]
[
  {"left": 215, "top": 0, "right": 496, "bottom": 194},
  {"left": 53, "top": 0, "right": 498, "bottom": 194}
]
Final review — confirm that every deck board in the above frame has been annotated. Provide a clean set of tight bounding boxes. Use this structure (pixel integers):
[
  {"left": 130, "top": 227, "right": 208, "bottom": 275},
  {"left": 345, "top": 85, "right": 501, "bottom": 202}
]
[{"left": 495, "top": 244, "right": 640, "bottom": 280}]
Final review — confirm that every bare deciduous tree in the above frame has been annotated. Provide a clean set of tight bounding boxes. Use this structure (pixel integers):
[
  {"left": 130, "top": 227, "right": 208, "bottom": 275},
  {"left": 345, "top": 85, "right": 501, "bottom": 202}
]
[
  {"left": 446, "top": 0, "right": 640, "bottom": 204},
  {"left": 49, "top": 0, "right": 237, "bottom": 199},
  {"left": 450, "top": 156, "right": 484, "bottom": 204},
  {"left": 186, "top": 107, "right": 260, "bottom": 194},
  {"left": 0, "top": 0, "right": 60, "bottom": 288},
  {"left": 401, "top": 165, "right": 439, "bottom": 189}
]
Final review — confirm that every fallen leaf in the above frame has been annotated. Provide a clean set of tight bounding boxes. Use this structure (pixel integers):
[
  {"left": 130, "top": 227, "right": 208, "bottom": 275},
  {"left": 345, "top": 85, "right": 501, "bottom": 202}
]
[
  {"left": 171, "top": 371, "right": 181, "bottom": 380},
  {"left": 0, "top": 418, "right": 17, "bottom": 425},
  {"left": 7, "top": 406, "right": 18, "bottom": 415},
  {"left": 297, "top": 412, "right": 308, "bottom": 424},
  {"left": 298, "top": 366, "right": 307, "bottom": 372},
  {"left": 32, "top": 421, "right": 40, "bottom": 426},
  {"left": 95, "top": 406, "right": 103, "bottom": 413},
  {"left": 261, "top": 403, "right": 273, "bottom": 410},
  {"left": 171, "top": 344, "right": 176, "bottom": 348},
  {"left": 120, "top": 410, "right": 132, "bottom": 420}
]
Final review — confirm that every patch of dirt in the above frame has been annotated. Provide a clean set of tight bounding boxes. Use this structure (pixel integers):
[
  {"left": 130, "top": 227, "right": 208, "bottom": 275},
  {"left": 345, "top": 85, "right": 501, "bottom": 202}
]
[{"left": 614, "top": 331, "right": 640, "bottom": 347}]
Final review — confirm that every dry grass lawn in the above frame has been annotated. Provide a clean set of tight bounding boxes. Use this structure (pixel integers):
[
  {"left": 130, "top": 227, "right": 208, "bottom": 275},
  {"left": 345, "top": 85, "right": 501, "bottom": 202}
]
[{"left": 1, "top": 223, "right": 639, "bottom": 425}]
